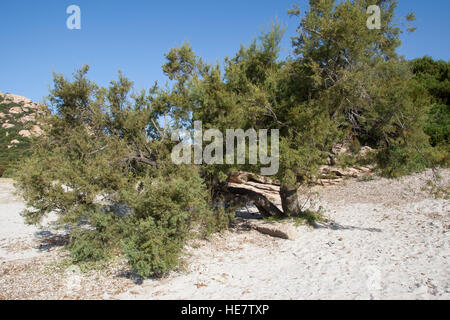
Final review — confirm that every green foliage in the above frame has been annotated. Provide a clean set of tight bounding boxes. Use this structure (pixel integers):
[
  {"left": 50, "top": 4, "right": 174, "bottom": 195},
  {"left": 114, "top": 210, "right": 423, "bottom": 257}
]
[
  {"left": 294, "top": 209, "right": 324, "bottom": 226},
  {"left": 376, "top": 145, "right": 428, "bottom": 177},
  {"left": 426, "top": 104, "right": 449, "bottom": 147},
  {"left": 69, "top": 210, "right": 126, "bottom": 263},
  {"left": 69, "top": 229, "right": 112, "bottom": 263},
  {"left": 15, "top": 67, "right": 229, "bottom": 277},
  {"left": 410, "top": 56, "right": 450, "bottom": 147},
  {"left": 350, "top": 138, "right": 361, "bottom": 154},
  {"left": 160, "top": 0, "right": 431, "bottom": 211},
  {"left": 121, "top": 217, "right": 186, "bottom": 277},
  {"left": 200, "top": 205, "right": 234, "bottom": 237},
  {"left": 264, "top": 208, "right": 324, "bottom": 226}
]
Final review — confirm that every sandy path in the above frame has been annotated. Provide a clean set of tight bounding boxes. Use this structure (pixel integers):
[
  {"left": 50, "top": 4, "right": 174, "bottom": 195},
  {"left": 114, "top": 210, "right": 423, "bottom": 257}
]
[
  {"left": 0, "top": 170, "right": 449, "bottom": 300},
  {"left": 0, "top": 180, "right": 41, "bottom": 262},
  {"left": 117, "top": 170, "right": 450, "bottom": 300}
]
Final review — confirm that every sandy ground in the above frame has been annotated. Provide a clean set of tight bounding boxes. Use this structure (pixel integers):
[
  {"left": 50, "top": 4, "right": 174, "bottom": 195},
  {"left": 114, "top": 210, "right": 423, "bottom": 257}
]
[
  {"left": 0, "top": 170, "right": 449, "bottom": 300},
  {"left": 0, "top": 179, "right": 135, "bottom": 299}
]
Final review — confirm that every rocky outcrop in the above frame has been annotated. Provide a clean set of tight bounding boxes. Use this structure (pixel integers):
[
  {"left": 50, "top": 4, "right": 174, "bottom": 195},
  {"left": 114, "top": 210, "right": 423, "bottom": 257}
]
[
  {"left": 0, "top": 92, "right": 46, "bottom": 143},
  {"left": 315, "top": 164, "right": 374, "bottom": 186},
  {"left": 228, "top": 172, "right": 281, "bottom": 205},
  {"left": 225, "top": 146, "right": 376, "bottom": 220},
  {"left": 0, "top": 92, "right": 48, "bottom": 175},
  {"left": 226, "top": 151, "right": 375, "bottom": 211}
]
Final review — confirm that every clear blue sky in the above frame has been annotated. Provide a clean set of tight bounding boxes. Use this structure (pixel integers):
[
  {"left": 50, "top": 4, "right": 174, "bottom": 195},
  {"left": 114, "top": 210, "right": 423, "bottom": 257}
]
[{"left": 0, "top": 0, "right": 449, "bottom": 103}]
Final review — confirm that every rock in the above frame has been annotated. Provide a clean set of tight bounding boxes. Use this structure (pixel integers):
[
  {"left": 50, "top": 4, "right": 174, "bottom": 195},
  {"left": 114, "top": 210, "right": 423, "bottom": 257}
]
[
  {"left": 228, "top": 171, "right": 252, "bottom": 184},
  {"left": 245, "top": 220, "right": 300, "bottom": 240},
  {"left": 3, "top": 93, "right": 33, "bottom": 105},
  {"left": 0, "top": 112, "right": 5, "bottom": 118},
  {"left": 358, "top": 146, "right": 376, "bottom": 157},
  {"left": 227, "top": 182, "right": 281, "bottom": 206},
  {"left": 17, "top": 114, "right": 35, "bottom": 123},
  {"left": 10, "top": 139, "right": 20, "bottom": 144},
  {"left": 226, "top": 172, "right": 282, "bottom": 216},
  {"left": 332, "top": 143, "right": 350, "bottom": 155},
  {"left": 30, "top": 125, "right": 43, "bottom": 136},
  {"left": 18, "top": 130, "right": 32, "bottom": 138},
  {"left": 318, "top": 165, "right": 371, "bottom": 181},
  {"left": 2, "top": 123, "right": 14, "bottom": 129},
  {"left": 228, "top": 171, "right": 278, "bottom": 185},
  {"left": 317, "top": 178, "right": 344, "bottom": 186},
  {"left": 340, "top": 167, "right": 360, "bottom": 177},
  {"left": 249, "top": 174, "right": 278, "bottom": 185},
  {"left": 358, "top": 166, "right": 373, "bottom": 173},
  {"left": 227, "top": 182, "right": 283, "bottom": 217},
  {"left": 8, "top": 107, "right": 22, "bottom": 114}
]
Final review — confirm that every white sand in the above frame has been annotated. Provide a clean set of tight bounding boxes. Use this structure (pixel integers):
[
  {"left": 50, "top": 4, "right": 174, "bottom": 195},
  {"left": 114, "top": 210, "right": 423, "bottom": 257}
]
[
  {"left": 118, "top": 170, "right": 450, "bottom": 300},
  {"left": 0, "top": 179, "right": 59, "bottom": 262},
  {"left": 0, "top": 180, "right": 39, "bottom": 261},
  {"left": 0, "top": 170, "right": 449, "bottom": 300}
]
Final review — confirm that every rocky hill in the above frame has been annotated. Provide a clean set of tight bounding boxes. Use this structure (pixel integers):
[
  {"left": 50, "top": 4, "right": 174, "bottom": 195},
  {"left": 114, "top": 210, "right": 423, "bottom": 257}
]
[{"left": 0, "top": 92, "right": 48, "bottom": 176}]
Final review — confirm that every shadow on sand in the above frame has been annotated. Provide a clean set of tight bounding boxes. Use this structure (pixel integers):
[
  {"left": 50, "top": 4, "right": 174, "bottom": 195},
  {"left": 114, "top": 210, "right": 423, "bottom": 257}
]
[
  {"left": 314, "top": 221, "right": 382, "bottom": 232},
  {"left": 34, "top": 230, "right": 70, "bottom": 252}
]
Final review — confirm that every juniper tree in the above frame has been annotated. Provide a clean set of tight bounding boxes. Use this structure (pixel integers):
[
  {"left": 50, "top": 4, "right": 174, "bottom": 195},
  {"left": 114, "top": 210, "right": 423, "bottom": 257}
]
[
  {"left": 410, "top": 56, "right": 450, "bottom": 148},
  {"left": 161, "top": 0, "right": 433, "bottom": 215},
  {"left": 16, "top": 66, "right": 230, "bottom": 277}
]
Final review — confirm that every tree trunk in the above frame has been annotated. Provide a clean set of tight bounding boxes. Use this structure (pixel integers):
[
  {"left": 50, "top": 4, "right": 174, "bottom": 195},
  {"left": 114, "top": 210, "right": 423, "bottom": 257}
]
[{"left": 280, "top": 184, "right": 300, "bottom": 216}]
